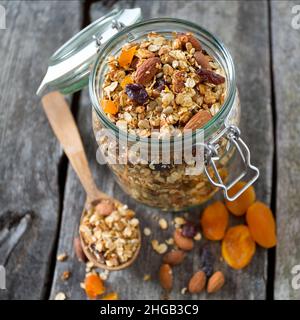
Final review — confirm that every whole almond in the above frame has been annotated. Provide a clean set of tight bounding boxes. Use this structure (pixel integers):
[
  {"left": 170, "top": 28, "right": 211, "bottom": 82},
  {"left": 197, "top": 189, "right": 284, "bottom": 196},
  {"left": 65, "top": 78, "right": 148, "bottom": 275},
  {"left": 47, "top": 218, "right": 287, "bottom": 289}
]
[
  {"left": 95, "top": 199, "right": 115, "bottom": 216},
  {"left": 163, "top": 250, "right": 186, "bottom": 266},
  {"left": 177, "top": 33, "right": 202, "bottom": 51},
  {"left": 194, "top": 51, "right": 211, "bottom": 69},
  {"left": 159, "top": 264, "right": 173, "bottom": 291},
  {"left": 135, "top": 57, "right": 161, "bottom": 85},
  {"left": 173, "top": 229, "right": 194, "bottom": 251},
  {"left": 188, "top": 271, "right": 206, "bottom": 293},
  {"left": 184, "top": 110, "right": 212, "bottom": 130},
  {"left": 207, "top": 271, "right": 225, "bottom": 293},
  {"left": 73, "top": 237, "right": 87, "bottom": 262}
]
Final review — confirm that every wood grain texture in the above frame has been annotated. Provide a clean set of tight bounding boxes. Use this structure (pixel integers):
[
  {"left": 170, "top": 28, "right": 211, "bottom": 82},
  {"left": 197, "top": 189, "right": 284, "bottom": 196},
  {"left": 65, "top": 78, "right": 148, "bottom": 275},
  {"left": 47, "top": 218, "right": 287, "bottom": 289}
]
[
  {"left": 272, "top": 1, "right": 300, "bottom": 300},
  {"left": 50, "top": 0, "right": 273, "bottom": 300},
  {"left": 0, "top": 1, "right": 81, "bottom": 299}
]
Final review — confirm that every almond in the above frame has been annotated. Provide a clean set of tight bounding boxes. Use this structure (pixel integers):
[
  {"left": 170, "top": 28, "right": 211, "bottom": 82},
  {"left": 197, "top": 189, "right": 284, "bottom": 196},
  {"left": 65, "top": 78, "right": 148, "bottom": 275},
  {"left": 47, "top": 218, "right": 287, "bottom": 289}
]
[
  {"left": 188, "top": 270, "right": 206, "bottom": 293},
  {"left": 194, "top": 51, "right": 211, "bottom": 69},
  {"left": 159, "top": 264, "right": 173, "bottom": 291},
  {"left": 73, "top": 237, "right": 87, "bottom": 262},
  {"left": 173, "top": 229, "right": 194, "bottom": 251},
  {"left": 207, "top": 271, "right": 225, "bottom": 293},
  {"left": 95, "top": 200, "right": 115, "bottom": 216},
  {"left": 135, "top": 57, "right": 161, "bottom": 85},
  {"left": 163, "top": 250, "right": 186, "bottom": 266},
  {"left": 177, "top": 33, "right": 202, "bottom": 51},
  {"left": 184, "top": 110, "right": 212, "bottom": 130}
]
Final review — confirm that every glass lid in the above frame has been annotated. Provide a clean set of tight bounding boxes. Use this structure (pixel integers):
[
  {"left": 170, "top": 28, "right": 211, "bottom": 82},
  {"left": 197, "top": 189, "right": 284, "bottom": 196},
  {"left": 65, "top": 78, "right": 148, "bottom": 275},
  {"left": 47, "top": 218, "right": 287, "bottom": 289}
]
[{"left": 36, "top": 8, "right": 142, "bottom": 96}]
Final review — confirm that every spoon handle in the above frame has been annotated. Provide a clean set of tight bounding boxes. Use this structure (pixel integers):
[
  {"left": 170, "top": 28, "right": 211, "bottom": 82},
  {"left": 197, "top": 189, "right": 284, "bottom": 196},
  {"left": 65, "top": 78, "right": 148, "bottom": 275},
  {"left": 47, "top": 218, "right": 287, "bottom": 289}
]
[{"left": 42, "top": 92, "right": 105, "bottom": 201}]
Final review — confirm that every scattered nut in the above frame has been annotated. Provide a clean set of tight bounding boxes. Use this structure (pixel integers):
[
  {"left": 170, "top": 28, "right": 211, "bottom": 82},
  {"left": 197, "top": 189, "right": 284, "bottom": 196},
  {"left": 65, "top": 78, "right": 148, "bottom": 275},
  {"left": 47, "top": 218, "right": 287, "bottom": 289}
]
[
  {"left": 174, "top": 217, "right": 186, "bottom": 226},
  {"left": 54, "top": 292, "right": 66, "bottom": 300},
  {"left": 165, "top": 238, "right": 174, "bottom": 245},
  {"left": 194, "top": 232, "right": 202, "bottom": 241},
  {"left": 61, "top": 271, "right": 71, "bottom": 281},
  {"left": 159, "top": 264, "right": 173, "bottom": 291},
  {"left": 143, "top": 274, "right": 151, "bottom": 281},
  {"left": 143, "top": 227, "right": 152, "bottom": 236},
  {"left": 188, "top": 270, "right": 206, "bottom": 293},
  {"left": 173, "top": 229, "right": 194, "bottom": 251},
  {"left": 159, "top": 218, "right": 168, "bottom": 230},
  {"left": 207, "top": 271, "right": 225, "bottom": 293},
  {"left": 57, "top": 253, "right": 68, "bottom": 262},
  {"left": 151, "top": 240, "right": 168, "bottom": 254},
  {"left": 163, "top": 250, "right": 186, "bottom": 266},
  {"left": 181, "top": 287, "right": 187, "bottom": 295}
]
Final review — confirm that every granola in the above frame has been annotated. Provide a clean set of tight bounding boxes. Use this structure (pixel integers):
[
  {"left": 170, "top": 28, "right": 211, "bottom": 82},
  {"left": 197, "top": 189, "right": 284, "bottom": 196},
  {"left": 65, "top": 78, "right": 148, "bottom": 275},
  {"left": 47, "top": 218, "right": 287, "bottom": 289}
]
[
  {"left": 80, "top": 200, "right": 140, "bottom": 268},
  {"left": 100, "top": 32, "right": 226, "bottom": 137},
  {"left": 93, "top": 31, "right": 240, "bottom": 210}
]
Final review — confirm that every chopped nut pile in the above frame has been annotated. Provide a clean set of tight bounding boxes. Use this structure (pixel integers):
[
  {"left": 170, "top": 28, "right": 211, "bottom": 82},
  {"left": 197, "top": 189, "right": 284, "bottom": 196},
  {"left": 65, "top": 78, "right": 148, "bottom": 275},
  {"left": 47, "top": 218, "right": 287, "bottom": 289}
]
[
  {"left": 101, "top": 32, "right": 226, "bottom": 137},
  {"left": 80, "top": 199, "right": 140, "bottom": 268}
]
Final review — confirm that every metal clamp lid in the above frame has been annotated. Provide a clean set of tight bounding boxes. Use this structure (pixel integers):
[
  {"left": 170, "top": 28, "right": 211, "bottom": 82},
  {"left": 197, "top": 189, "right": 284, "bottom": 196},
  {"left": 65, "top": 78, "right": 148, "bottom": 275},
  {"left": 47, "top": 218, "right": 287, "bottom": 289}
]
[
  {"left": 204, "top": 125, "right": 259, "bottom": 201},
  {"left": 36, "top": 8, "right": 142, "bottom": 96}
]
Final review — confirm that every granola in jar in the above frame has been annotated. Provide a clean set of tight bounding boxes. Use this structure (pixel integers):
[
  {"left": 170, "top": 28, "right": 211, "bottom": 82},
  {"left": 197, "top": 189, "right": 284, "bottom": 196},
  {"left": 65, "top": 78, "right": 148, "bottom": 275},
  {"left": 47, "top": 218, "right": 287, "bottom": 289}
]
[
  {"left": 100, "top": 32, "right": 226, "bottom": 137},
  {"left": 92, "top": 31, "right": 240, "bottom": 210}
]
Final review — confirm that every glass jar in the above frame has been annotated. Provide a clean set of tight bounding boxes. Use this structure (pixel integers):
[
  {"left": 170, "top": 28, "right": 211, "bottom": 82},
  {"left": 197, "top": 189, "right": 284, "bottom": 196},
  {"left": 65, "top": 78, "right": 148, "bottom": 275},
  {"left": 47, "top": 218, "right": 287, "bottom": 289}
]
[{"left": 37, "top": 9, "right": 259, "bottom": 211}]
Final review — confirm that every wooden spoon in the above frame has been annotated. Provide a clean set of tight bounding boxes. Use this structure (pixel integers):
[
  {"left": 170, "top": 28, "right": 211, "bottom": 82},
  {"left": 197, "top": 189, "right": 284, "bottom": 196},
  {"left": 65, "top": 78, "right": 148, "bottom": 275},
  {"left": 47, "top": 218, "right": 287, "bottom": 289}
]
[{"left": 42, "top": 92, "right": 141, "bottom": 271}]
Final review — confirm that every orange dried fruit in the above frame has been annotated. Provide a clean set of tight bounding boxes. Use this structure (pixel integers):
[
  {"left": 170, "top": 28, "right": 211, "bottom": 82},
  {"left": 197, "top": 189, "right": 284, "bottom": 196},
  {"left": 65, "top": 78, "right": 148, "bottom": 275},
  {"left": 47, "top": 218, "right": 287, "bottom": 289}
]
[
  {"left": 121, "top": 75, "right": 134, "bottom": 89},
  {"left": 200, "top": 201, "right": 229, "bottom": 240},
  {"left": 246, "top": 201, "right": 277, "bottom": 248},
  {"left": 84, "top": 274, "right": 106, "bottom": 299},
  {"left": 101, "top": 99, "right": 118, "bottom": 115},
  {"left": 101, "top": 292, "right": 118, "bottom": 300},
  {"left": 118, "top": 46, "right": 137, "bottom": 68},
  {"left": 222, "top": 225, "right": 256, "bottom": 269},
  {"left": 225, "top": 181, "right": 256, "bottom": 216}
]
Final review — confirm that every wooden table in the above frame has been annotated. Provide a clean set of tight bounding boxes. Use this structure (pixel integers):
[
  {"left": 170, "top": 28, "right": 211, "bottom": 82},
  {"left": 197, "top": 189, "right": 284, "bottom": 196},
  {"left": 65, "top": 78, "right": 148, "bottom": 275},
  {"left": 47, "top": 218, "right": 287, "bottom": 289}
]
[{"left": 0, "top": 0, "right": 299, "bottom": 300}]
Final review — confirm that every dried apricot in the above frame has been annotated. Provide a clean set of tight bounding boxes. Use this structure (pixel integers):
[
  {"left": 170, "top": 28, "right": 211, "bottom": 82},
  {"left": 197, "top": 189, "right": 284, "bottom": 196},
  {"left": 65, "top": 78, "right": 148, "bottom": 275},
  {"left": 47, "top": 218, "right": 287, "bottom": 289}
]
[
  {"left": 200, "top": 201, "right": 229, "bottom": 240},
  {"left": 101, "top": 292, "right": 118, "bottom": 300},
  {"left": 246, "top": 201, "right": 277, "bottom": 248},
  {"left": 84, "top": 274, "right": 106, "bottom": 299},
  {"left": 225, "top": 181, "right": 256, "bottom": 216},
  {"left": 222, "top": 225, "right": 256, "bottom": 269},
  {"left": 101, "top": 99, "right": 118, "bottom": 115},
  {"left": 121, "top": 75, "right": 133, "bottom": 89},
  {"left": 118, "top": 46, "right": 137, "bottom": 68}
]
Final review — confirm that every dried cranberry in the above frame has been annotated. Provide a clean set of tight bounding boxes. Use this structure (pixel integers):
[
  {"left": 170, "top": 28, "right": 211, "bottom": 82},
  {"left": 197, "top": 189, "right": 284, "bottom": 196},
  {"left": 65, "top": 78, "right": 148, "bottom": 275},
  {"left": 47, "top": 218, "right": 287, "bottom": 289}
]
[
  {"left": 196, "top": 68, "right": 225, "bottom": 85},
  {"left": 125, "top": 84, "right": 148, "bottom": 105},
  {"left": 181, "top": 221, "right": 197, "bottom": 238},
  {"left": 154, "top": 78, "right": 166, "bottom": 92},
  {"left": 199, "top": 243, "right": 214, "bottom": 278}
]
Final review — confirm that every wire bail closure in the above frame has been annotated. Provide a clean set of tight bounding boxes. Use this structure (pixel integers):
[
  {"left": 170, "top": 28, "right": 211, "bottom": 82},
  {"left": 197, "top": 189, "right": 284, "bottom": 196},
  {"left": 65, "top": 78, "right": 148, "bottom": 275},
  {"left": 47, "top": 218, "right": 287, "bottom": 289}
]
[{"left": 204, "top": 125, "right": 259, "bottom": 201}]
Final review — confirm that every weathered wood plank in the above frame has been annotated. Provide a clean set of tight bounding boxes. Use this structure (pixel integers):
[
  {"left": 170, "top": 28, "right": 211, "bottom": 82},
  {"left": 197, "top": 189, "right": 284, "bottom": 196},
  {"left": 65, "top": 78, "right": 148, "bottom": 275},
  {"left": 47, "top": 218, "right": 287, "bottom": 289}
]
[
  {"left": 272, "top": 1, "right": 300, "bottom": 300},
  {"left": 50, "top": 0, "right": 273, "bottom": 300},
  {"left": 0, "top": 1, "right": 81, "bottom": 299}
]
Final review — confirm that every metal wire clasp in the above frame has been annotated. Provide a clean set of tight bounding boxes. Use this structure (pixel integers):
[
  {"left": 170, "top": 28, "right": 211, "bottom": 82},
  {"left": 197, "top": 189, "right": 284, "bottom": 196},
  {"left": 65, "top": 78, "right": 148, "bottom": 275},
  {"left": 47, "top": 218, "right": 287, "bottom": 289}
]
[{"left": 204, "top": 125, "right": 260, "bottom": 201}]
